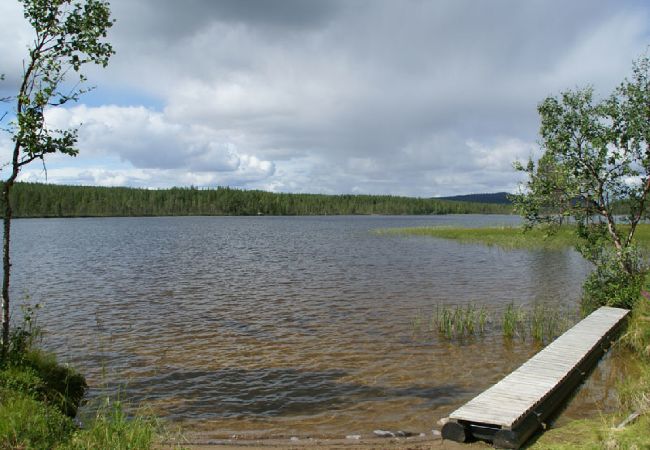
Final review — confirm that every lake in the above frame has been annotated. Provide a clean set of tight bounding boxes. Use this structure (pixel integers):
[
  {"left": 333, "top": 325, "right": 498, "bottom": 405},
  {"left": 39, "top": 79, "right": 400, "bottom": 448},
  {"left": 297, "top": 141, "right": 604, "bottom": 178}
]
[{"left": 9, "top": 215, "right": 621, "bottom": 439}]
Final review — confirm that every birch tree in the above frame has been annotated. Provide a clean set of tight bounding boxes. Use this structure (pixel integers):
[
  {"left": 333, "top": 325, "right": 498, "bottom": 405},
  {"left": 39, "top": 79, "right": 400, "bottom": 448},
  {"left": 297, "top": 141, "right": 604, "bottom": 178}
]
[
  {"left": 514, "top": 55, "right": 650, "bottom": 312},
  {"left": 1, "top": 0, "right": 114, "bottom": 357}
]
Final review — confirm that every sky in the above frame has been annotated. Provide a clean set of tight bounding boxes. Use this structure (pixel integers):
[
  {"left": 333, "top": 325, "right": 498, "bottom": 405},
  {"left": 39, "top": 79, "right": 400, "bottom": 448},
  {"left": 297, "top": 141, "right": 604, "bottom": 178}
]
[{"left": 0, "top": 0, "right": 648, "bottom": 197}]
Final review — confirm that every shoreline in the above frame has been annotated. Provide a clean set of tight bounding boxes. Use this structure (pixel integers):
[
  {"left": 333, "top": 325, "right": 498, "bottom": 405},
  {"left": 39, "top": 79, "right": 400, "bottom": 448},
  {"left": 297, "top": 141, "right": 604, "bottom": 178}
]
[{"left": 172, "top": 434, "right": 476, "bottom": 449}]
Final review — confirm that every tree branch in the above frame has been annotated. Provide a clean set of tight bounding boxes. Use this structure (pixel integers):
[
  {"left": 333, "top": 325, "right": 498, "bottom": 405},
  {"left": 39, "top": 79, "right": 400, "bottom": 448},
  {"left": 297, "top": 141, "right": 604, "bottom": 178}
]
[{"left": 625, "top": 173, "right": 650, "bottom": 247}]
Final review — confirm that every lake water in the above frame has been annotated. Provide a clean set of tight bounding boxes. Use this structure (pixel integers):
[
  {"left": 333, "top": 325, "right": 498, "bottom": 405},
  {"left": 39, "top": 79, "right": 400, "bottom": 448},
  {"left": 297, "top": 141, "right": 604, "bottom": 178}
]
[{"left": 9, "top": 215, "right": 622, "bottom": 439}]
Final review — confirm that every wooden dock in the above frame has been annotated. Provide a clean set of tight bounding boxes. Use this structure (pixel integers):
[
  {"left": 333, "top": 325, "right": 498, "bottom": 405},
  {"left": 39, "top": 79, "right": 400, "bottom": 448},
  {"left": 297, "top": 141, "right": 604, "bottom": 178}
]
[{"left": 441, "top": 306, "right": 629, "bottom": 449}]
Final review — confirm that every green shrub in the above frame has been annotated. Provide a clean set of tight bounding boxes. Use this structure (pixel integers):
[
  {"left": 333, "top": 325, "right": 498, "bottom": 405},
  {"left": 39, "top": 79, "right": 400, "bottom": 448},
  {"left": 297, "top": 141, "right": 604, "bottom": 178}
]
[{"left": 581, "top": 252, "right": 646, "bottom": 314}]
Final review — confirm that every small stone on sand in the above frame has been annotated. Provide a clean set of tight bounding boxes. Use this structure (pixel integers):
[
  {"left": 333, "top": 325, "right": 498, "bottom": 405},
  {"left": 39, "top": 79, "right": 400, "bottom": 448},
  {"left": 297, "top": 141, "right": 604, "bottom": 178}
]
[{"left": 374, "top": 430, "right": 395, "bottom": 438}]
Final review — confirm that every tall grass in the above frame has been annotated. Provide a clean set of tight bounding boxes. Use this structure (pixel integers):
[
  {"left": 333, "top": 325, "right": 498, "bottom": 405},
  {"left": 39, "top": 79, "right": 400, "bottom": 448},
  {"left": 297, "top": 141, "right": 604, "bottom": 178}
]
[
  {"left": 619, "top": 299, "right": 650, "bottom": 416},
  {"left": 502, "top": 303, "right": 524, "bottom": 339},
  {"left": 431, "top": 304, "right": 489, "bottom": 339},
  {"left": 0, "top": 387, "right": 74, "bottom": 449},
  {"left": 412, "top": 304, "right": 492, "bottom": 339},
  {"left": 501, "top": 302, "right": 575, "bottom": 343},
  {"left": 413, "top": 302, "right": 576, "bottom": 343},
  {"left": 61, "top": 398, "right": 158, "bottom": 450}
]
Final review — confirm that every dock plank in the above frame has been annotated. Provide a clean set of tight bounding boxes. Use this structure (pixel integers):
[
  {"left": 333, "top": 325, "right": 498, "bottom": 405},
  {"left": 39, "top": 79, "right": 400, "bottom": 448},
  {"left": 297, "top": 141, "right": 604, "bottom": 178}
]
[{"left": 444, "top": 306, "right": 629, "bottom": 447}]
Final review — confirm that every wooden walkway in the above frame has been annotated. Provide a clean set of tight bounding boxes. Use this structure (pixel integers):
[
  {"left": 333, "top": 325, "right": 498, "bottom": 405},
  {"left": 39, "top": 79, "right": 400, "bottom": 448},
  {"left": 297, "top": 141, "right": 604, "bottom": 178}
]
[{"left": 441, "top": 306, "right": 629, "bottom": 449}]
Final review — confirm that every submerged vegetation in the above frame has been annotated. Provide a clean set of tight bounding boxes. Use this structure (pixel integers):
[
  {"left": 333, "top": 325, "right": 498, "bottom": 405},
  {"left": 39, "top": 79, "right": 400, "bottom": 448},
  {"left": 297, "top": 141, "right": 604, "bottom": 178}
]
[{"left": 7, "top": 182, "right": 512, "bottom": 218}]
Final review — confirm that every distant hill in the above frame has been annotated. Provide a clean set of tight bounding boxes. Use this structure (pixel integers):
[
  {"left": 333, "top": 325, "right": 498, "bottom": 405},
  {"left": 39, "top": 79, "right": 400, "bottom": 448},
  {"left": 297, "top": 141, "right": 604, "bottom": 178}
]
[{"left": 437, "top": 192, "right": 512, "bottom": 205}]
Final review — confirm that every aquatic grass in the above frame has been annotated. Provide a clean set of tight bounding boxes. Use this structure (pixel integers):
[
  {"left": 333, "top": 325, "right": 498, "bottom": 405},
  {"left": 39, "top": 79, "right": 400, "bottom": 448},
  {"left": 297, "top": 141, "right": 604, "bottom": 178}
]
[
  {"left": 378, "top": 225, "right": 577, "bottom": 250},
  {"left": 463, "top": 305, "right": 476, "bottom": 335},
  {"left": 528, "top": 303, "right": 577, "bottom": 344},
  {"left": 426, "top": 304, "right": 492, "bottom": 339},
  {"left": 415, "top": 302, "right": 576, "bottom": 343},
  {"left": 502, "top": 303, "right": 526, "bottom": 339},
  {"left": 477, "top": 305, "right": 489, "bottom": 334},
  {"left": 437, "top": 305, "right": 454, "bottom": 338},
  {"left": 530, "top": 304, "right": 546, "bottom": 343},
  {"left": 378, "top": 224, "right": 650, "bottom": 251}
]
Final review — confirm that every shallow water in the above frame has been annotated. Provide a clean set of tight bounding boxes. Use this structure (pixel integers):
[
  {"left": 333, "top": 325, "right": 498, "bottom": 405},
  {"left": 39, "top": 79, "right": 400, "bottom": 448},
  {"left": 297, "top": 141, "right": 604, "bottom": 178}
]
[{"left": 9, "top": 215, "right": 620, "bottom": 438}]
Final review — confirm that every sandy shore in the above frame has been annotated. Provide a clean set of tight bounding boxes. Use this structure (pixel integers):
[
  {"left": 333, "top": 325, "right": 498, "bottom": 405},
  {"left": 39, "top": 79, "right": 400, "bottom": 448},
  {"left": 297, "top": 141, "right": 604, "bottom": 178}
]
[{"left": 164, "top": 435, "right": 488, "bottom": 449}]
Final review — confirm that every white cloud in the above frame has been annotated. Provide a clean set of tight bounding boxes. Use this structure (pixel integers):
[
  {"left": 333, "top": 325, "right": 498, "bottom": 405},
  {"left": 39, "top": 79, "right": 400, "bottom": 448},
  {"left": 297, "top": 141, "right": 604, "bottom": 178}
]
[
  {"left": 0, "top": 0, "right": 31, "bottom": 94},
  {"left": 39, "top": 105, "right": 275, "bottom": 187},
  {"left": 467, "top": 138, "right": 538, "bottom": 172}
]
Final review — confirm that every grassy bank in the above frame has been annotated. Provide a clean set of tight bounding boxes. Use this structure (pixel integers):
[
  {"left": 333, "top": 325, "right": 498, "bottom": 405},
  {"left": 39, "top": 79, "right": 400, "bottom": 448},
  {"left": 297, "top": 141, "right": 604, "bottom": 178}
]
[
  {"left": 0, "top": 334, "right": 165, "bottom": 449},
  {"left": 380, "top": 223, "right": 650, "bottom": 250},
  {"left": 379, "top": 225, "right": 576, "bottom": 250},
  {"left": 388, "top": 223, "right": 650, "bottom": 448}
]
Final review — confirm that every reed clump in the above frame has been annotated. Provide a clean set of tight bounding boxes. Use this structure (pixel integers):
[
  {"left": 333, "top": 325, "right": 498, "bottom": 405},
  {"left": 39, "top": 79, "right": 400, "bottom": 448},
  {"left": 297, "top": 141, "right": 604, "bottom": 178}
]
[
  {"left": 501, "top": 302, "right": 531, "bottom": 339},
  {"left": 502, "top": 302, "right": 576, "bottom": 343},
  {"left": 415, "top": 304, "right": 491, "bottom": 339},
  {"left": 413, "top": 302, "right": 576, "bottom": 344}
]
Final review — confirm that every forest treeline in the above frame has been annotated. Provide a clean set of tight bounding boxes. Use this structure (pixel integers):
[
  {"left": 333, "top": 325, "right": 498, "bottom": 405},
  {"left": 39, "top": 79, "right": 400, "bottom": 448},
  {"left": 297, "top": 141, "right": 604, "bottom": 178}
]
[
  {"left": 7, "top": 183, "right": 512, "bottom": 217},
  {"left": 439, "top": 192, "right": 511, "bottom": 204}
]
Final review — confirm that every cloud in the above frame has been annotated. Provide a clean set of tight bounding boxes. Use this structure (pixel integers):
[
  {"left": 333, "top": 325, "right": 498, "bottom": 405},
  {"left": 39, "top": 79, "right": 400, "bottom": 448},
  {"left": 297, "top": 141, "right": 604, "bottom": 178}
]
[
  {"left": 39, "top": 105, "right": 274, "bottom": 186},
  {"left": 18, "top": 164, "right": 274, "bottom": 189},
  {"left": 2, "top": 0, "right": 649, "bottom": 195},
  {"left": 0, "top": 1, "right": 31, "bottom": 97}
]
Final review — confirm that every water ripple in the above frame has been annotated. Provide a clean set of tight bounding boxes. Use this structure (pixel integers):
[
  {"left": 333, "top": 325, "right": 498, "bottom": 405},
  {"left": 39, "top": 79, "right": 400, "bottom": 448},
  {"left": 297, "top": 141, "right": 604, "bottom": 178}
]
[{"left": 7, "top": 215, "right": 613, "bottom": 437}]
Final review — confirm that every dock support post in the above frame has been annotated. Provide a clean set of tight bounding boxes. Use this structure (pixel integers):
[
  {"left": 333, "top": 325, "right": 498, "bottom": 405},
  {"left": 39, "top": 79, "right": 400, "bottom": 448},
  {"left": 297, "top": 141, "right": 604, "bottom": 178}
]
[{"left": 441, "top": 420, "right": 469, "bottom": 442}]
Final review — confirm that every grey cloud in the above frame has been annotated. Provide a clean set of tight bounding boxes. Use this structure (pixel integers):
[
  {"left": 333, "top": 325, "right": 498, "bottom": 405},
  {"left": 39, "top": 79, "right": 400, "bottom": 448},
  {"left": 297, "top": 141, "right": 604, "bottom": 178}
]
[
  {"left": 4, "top": 0, "right": 649, "bottom": 195},
  {"left": 110, "top": 0, "right": 342, "bottom": 44}
]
